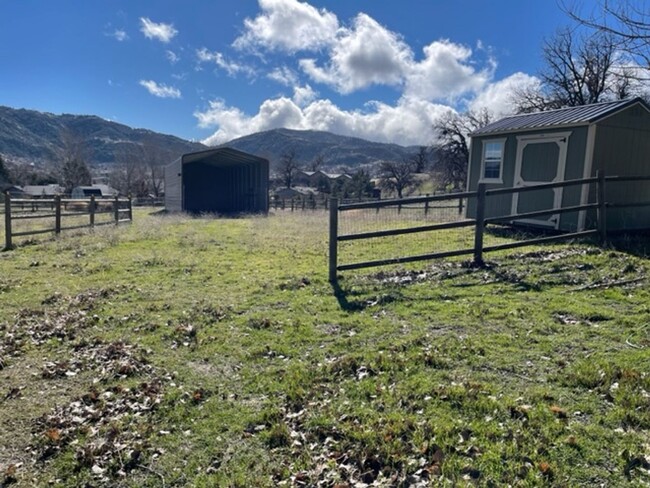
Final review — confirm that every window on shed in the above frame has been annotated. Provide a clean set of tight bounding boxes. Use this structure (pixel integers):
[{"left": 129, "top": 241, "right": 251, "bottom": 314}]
[{"left": 481, "top": 139, "right": 505, "bottom": 183}]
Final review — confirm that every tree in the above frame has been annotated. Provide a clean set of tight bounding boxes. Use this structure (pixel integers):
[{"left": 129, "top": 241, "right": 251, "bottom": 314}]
[
  {"left": 0, "top": 155, "right": 10, "bottom": 184},
  {"left": 432, "top": 109, "right": 492, "bottom": 190},
  {"left": 410, "top": 146, "right": 430, "bottom": 173},
  {"left": 59, "top": 128, "right": 92, "bottom": 192},
  {"left": 307, "top": 153, "right": 325, "bottom": 172},
  {"left": 514, "top": 28, "right": 629, "bottom": 113},
  {"left": 278, "top": 148, "right": 301, "bottom": 188},
  {"left": 565, "top": 0, "right": 650, "bottom": 70},
  {"left": 342, "top": 170, "right": 374, "bottom": 199},
  {"left": 378, "top": 159, "right": 417, "bottom": 198}
]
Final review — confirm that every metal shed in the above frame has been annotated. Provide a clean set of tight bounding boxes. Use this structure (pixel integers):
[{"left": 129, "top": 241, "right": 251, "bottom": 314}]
[
  {"left": 466, "top": 98, "right": 650, "bottom": 231},
  {"left": 164, "top": 147, "right": 269, "bottom": 214}
]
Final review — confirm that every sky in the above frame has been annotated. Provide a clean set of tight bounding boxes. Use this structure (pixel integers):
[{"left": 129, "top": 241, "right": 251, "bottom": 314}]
[{"left": 0, "top": 0, "right": 575, "bottom": 147}]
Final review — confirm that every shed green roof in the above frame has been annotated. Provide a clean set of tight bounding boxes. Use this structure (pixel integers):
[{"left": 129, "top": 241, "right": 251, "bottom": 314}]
[{"left": 471, "top": 98, "right": 650, "bottom": 137}]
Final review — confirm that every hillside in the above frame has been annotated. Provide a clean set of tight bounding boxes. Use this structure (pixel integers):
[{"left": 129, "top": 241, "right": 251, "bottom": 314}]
[
  {"left": 0, "top": 106, "right": 205, "bottom": 166},
  {"left": 222, "top": 128, "right": 419, "bottom": 169}
]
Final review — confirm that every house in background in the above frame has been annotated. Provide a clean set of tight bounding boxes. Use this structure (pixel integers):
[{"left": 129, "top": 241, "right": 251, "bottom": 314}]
[
  {"left": 295, "top": 170, "right": 352, "bottom": 190},
  {"left": 71, "top": 184, "right": 118, "bottom": 199},
  {"left": 22, "top": 184, "right": 64, "bottom": 199},
  {"left": 0, "top": 184, "right": 24, "bottom": 197},
  {"left": 466, "top": 98, "right": 650, "bottom": 232},
  {"left": 165, "top": 147, "right": 269, "bottom": 214}
]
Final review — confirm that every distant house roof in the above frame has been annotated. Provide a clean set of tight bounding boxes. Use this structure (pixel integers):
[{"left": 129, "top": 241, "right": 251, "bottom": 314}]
[
  {"left": 22, "top": 184, "right": 64, "bottom": 197},
  {"left": 72, "top": 185, "right": 118, "bottom": 197},
  {"left": 471, "top": 98, "right": 650, "bottom": 137},
  {"left": 1, "top": 184, "right": 24, "bottom": 196}
]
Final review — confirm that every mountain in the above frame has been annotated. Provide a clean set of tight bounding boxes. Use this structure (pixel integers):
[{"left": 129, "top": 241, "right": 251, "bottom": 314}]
[
  {"left": 0, "top": 106, "right": 205, "bottom": 166},
  {"left": 0, "top": 106, "right": 420, "bottom": 172},
  {"left": 222, "top": 128, "right": 419, "bottom": 169}
]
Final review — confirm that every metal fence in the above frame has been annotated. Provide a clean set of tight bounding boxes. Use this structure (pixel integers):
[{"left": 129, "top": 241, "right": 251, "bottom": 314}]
[
  {"left": 329, "top": 172, "right": 650, "bottom": 282},
  {"left": 3, "top": 194, "right": 132, "bottom": 250}
]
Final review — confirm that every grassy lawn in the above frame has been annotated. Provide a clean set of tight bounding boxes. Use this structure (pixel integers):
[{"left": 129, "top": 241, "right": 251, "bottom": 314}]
[{"left": 0, "top": 209, "right": 648, "bottom": 486}]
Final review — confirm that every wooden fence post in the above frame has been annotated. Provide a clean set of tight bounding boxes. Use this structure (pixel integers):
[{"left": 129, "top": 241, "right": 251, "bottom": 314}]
[
  {"left": 458, "top": 196, "right": 464, "bottom": 215},
  {"left": 424, "top": 194, "right": 429, "bottom": 216},
  {"left": 329, "top": 197, "right": 339, "bottom": 283},
  {"left": 597, "top": 170, "right": 607, "bottom": 245},
  {"left": 114, "top": 196, "right": 119, "bottom": 225},
  {"left": 55, "top": 196, "right": 62, "bottom": 235},
  {"left": 128, "top": 196, "right": 133, "bottom": 222},
  {"left": 4, "top": 192, "right": 12, "bottom": 250},
  {"left": 473, "top": 183, "right": 486, "bottom": 266},
  {"left": 89, "top": 195, "right": 96, "bottom": 228}
]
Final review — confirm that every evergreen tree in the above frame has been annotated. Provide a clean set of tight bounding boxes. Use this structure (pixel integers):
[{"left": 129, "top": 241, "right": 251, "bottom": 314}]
[{"left": 0, "top": 155, "right": 10, "bottom": 184}]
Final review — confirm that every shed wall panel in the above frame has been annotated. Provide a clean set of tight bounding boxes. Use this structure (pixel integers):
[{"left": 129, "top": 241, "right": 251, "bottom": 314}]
[{"left": 165, "top": 158, "right": 183, "bottom": 212}]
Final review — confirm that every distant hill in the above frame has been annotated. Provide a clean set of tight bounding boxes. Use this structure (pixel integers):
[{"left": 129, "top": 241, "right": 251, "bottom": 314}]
[
  {"left": 0, "top": 106, "right": 205, "bottom": 166},
  {"left": 0, "top": 106, "right": 421, "bottom": 172},
  {"left": 222, "top": 128, "right": 419, "bottom": 169}
]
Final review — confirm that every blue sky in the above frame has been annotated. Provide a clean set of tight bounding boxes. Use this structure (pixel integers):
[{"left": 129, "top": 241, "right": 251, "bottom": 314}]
[{"left": 0, "top": 0, "right": 572, "bottom": 146}]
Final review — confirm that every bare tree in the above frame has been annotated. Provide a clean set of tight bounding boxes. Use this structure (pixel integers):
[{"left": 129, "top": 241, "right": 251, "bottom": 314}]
[
  {"left": 0, "top": 155, "right": 10, "bottom": 184},
  {"left": 564, "top": 0, "right": 650, "bottom": 70},
  {"left": 378, "top": 159, "right": 417, "bottom": 198},
  {"left": 410, "top": 146, "right": 430, "bottom": 173},
  {"left": 59, "top": 128, "right": 92, "bottom": 192},
  {"left": 432, "top": 109, "right": 492, "bottom": 190},
  {"left": 514, "top": 28, "right": 627, "bottom": 113},
  {"left": 278, "top": 148, "right": 301, "bottom": 188},
  {"left": 307, "top": 153, "right": 325, "bottom": 172},
  {"left": 111, "top": 144, "right": 147, "bottom": 197}
]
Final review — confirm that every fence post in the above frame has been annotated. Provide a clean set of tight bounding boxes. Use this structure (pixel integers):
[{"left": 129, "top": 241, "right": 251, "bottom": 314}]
[
  {"left": 4, "top": 192, "right": 12, "bottom": 250},
  {"left": 114, "top": 196, "right": 119, "bottom": 225},
  {"left": 597, "top": 170, "right": 607, "bottom": 245},
  {"left": 55, "top": 196, "right": 62, "bottom": 235},
  {"left": 424, "top": 194, "right": 429, "bottom": 216},
  {"left": 473, "top": 183, "right": 486, "bottom": 266},
  {"left": 89, "top": 195, "right": 96, "bottom": 228},
  {"left": 128, "top": 196, "right": 133, "bottom": 222},
  {"left": 458, "top": 196, "right": 464, "bottom": 215},
  {"left": 329, "top": 197, "right": 339, "bottom": 283}
]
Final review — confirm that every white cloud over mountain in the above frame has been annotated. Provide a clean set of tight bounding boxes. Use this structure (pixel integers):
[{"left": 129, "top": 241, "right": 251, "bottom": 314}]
[{"left": 195, "top": 0, "right": 540, "bottom": 146}]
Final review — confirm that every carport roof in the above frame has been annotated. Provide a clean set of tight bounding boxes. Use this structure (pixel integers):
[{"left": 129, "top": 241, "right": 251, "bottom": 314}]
[
  {"left": 470, "top": 97, "right": 650, "bottom": 137},
  {"left": 181, "top": 147, "right": 268, "bottom": 167}
]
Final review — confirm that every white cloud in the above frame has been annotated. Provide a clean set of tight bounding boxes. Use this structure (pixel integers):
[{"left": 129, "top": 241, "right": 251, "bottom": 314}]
[
  {"left": 299, "top": 13, "right": 411, "bottom": 93},
  {"left": 469, "top": 72, "right": 540, "bottom": 117},
  {"left": 268, "top": 66, "right": 299, "bottom": 86},
  {"left": 404, "top": 40, "right": 495, "bottom": 101},
  {"left": 234, "top": 0, "right": 339, "bottom": 52},
  {"left": 166, "top": 50, "right": 180, "bottom": 64},
  {"left": 110, "top": 29, "right": 128, "bottom": 42},
  {"left": 196, "top": 48, "right": 254, "bottom": 77},
  {"left": 292, "top": 85, "right": 317, "bottom": 106},
  {"left": 195, "top": 95, "right": 451, "bottom": 146},
  {"left": 140, "top": 17, "right": 178, "bottom": 43},
  {"left": 139, "top": 80, "right": 181, "bottom": 98}
]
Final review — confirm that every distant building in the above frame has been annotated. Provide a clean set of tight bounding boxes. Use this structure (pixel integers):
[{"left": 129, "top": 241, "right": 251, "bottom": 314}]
[
  {"left": 0, "top": 184, "right": 25, "bottom": 197},
  {"left": 71, "top": 184, "right": 119, "bottom": 199},
  {"left": 22, "top": 184, "right": 64, "bottom": 198}
]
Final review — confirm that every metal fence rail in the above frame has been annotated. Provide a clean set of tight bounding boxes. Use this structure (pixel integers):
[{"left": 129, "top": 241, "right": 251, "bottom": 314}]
[
  {"left": 329, "top": 172, "right": 650, "bottom": 282},
  {"left": 3, "top": 194, "right": 132, "bottom": 250}
]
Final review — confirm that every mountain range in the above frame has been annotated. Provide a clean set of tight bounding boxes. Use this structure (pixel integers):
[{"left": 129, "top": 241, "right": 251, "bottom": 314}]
[{"left": 0, "top": 106, "right": 419, "bottom": 170}]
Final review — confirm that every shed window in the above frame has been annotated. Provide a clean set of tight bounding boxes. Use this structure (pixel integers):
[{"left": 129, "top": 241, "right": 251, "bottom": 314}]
[{"left": 481, "top": 139, "right": 505, "bottom": 183}]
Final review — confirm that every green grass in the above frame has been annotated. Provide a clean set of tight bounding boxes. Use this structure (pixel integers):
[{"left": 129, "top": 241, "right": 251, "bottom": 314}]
[{"left": 0, "top": 209, "right": 649, "bottom": 487}]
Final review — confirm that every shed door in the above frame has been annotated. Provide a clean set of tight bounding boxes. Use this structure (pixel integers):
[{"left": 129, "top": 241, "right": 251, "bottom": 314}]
[{"left": 511, "top": 133, "right": 570, "bottom": 229}]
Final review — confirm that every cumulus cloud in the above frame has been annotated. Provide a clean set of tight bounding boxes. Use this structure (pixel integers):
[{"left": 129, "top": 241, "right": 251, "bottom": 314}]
[
  {"left": 140, "top": 17, "right": 178, "bottom": 43},
  {"left": 196, "top": 48, "right": 254, "bottom": 77},
  {"left": 268, "top": 66, "right": 299, "bottom": 86},
  {"left": 292, "top": 85, "right": 317, "bottom": 106},
  {"left": 299, "top": 13, "right": 411, "bottom": 93},
  {"left": 469, "top": 72, "right": 540, "bottom": 117},
  {"left": 195, "top": 95, "right": 451, "bottom": 146},
  {"left": 139, "top": 80, "right": 181, "bottom": 98},
  {"left": 404, "top": 40, "right": 495, "bottom": 101},
  {"left": 234, "top": 0, "right": 339, "bottom": 52}
]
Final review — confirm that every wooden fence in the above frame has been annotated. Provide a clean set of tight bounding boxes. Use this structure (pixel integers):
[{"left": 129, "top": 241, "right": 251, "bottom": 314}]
[
  {"left": 329, "top": 172, "right": 650, "bottom": 282},
  {"left": 3, "top": 194, "right": 132, "bottom": 250}
]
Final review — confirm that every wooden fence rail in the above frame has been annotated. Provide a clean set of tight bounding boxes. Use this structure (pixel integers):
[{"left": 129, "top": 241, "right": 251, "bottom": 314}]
[
  {"left": 3, "top": 194, "right": 132, "bottom": 250},
  {"left": 329, "top": 172, "right": 650, "bottom": 282}
]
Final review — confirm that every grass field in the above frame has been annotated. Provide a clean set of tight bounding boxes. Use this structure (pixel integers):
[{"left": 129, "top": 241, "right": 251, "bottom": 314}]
[{"left": 0, "top": 209, "right": 648, "bottom": 487}]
